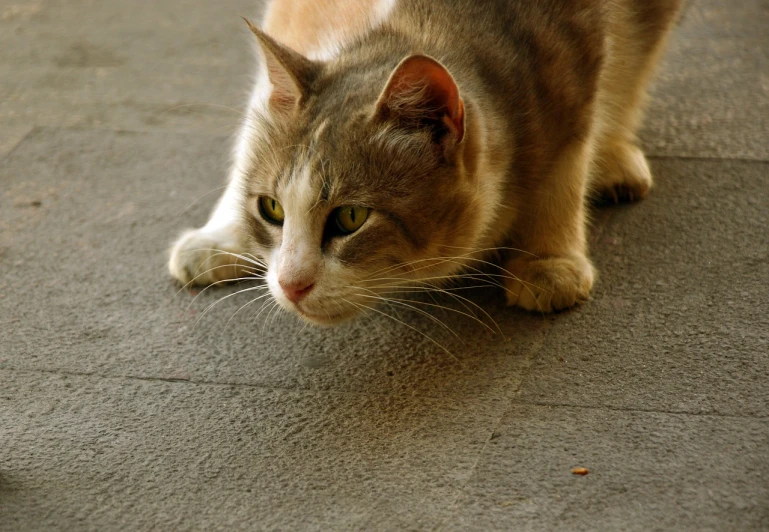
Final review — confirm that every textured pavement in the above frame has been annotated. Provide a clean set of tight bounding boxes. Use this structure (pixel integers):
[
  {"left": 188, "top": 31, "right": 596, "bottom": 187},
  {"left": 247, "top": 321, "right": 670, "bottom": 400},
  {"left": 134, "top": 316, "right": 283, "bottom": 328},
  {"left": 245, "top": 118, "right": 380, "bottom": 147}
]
[{"left": 1, "top": 1, "right": 768, "bottom": 530}]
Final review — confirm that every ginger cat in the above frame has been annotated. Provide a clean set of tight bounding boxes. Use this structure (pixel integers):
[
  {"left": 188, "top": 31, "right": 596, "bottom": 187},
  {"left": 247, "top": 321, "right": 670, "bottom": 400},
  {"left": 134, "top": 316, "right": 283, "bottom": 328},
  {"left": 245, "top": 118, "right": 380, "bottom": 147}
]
[{"left": 169, "top": 0, "right": 682, "bottom": 325}]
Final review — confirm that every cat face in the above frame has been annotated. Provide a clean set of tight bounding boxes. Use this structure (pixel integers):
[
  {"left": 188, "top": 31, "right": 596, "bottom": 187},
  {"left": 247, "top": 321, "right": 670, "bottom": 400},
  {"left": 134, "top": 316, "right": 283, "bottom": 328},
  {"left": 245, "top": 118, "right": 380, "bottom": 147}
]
[{"left": 241, "top": 25, "right": 485, "bottom": 324}]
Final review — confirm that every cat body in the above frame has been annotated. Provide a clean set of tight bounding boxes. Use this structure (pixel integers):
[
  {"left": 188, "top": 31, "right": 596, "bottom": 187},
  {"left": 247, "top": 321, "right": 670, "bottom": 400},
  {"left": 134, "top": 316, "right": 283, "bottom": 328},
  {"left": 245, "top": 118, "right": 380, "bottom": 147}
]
[{"left": 169, "top": 0, "right": 682, "bottom": 324}]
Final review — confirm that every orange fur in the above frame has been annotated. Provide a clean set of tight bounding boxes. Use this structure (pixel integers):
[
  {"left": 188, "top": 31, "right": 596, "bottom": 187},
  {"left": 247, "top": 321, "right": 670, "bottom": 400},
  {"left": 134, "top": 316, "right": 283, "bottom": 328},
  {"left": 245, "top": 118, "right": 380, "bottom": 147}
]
[
  {"left": 168, "top": 0, "right": 684, "bottom": 318},
  {"left": 264, "top": 0, "right": 386, "bottom": 58}
]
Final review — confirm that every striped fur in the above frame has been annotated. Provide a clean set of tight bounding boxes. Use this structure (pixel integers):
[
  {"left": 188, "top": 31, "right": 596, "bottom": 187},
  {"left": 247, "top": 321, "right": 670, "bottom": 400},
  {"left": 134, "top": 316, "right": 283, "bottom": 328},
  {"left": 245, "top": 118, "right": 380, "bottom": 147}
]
[{"left": 169, "top": 0, "right": 683, "bottom": 322}]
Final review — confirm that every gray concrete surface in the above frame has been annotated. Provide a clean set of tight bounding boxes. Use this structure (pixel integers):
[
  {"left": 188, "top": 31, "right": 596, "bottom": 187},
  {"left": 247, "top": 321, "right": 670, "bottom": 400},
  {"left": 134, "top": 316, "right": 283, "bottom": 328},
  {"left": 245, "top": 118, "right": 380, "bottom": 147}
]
[{"left": 1, "top": 0, "right": 767, "bottom": 530}]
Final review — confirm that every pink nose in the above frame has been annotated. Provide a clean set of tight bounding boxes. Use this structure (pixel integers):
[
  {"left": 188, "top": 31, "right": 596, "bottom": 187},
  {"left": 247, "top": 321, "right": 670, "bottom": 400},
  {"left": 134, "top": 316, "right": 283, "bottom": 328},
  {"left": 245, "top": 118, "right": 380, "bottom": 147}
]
[{"left": 279, "top": 280, "right": 315, "bottom": 303}]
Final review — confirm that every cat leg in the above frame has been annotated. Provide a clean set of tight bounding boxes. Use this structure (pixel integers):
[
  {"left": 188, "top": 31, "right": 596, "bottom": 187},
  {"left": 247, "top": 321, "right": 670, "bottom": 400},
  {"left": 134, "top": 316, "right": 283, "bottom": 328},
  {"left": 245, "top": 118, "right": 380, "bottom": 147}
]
[
  {"left": 168, "top": 169, "right": 251, "bottom": 286},
  {"left": 591, "top": 1, "right": 682, "bottom": 203},
  {"left": 167, "top": 64, "right": 276, "bottom": 287},
  {"left": 505, "top": 140, "right": 595, "bottom": 312}
]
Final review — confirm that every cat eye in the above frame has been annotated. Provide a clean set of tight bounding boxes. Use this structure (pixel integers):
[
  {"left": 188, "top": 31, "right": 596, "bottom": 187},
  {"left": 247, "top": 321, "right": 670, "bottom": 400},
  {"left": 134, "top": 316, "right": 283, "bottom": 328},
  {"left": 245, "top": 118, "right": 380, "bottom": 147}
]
[
  {"left": 259, "top": 196, "right": 285, "bottom": 225},
  {"left": 333, "top": 206, "right": 369, "bottom": 235}
]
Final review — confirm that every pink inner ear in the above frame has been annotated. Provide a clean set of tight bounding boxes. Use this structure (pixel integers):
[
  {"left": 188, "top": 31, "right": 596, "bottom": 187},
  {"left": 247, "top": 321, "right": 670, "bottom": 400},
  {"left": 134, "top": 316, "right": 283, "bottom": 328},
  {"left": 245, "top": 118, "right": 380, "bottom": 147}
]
[
  {"left": 244, "top": 18, "right": 318, "bottom": 115},
  {"left": 381, "top": 55, "right": 465, "bottom": 143},
  {"left": 267, "top": 63, "right": 301, "bottom": 111}
]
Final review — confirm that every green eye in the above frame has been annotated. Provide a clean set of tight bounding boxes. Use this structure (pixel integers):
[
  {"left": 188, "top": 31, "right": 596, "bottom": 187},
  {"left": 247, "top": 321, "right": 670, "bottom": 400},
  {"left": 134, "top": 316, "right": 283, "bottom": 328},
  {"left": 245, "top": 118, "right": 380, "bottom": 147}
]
[
  {"left": 259, "top": 197, "right": 285, "bottom": 225},
  {"left": 334, "top": 206, "right": 369, "bottom": 234}
]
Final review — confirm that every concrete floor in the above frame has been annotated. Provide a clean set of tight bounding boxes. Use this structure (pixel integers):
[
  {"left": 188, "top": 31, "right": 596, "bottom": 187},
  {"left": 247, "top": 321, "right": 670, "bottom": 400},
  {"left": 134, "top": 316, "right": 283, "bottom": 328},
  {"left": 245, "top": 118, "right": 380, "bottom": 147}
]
[{"left": 1, "top": 1, "right": 767, "bottom": 530}]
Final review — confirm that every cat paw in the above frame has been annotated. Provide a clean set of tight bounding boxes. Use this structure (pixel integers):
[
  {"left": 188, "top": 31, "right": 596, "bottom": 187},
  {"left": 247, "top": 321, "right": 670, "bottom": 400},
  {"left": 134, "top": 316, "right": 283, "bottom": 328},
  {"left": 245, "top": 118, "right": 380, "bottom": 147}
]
[
  {"left": 168, "top": 228, "right": 249, "bottom": 286},
  {"left": 594, "top": 141, "right": 652, "bottom": 204},
  {"left": 504, "top": 254, "right": 595, "bottom": 312}
]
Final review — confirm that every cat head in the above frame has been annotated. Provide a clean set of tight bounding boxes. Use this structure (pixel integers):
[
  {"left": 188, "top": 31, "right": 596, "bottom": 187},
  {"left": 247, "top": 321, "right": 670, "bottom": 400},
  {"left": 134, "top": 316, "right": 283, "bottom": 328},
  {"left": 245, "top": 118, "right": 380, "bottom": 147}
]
[{"left": 240, "top": 22, "right": 490, "bottom": 325}]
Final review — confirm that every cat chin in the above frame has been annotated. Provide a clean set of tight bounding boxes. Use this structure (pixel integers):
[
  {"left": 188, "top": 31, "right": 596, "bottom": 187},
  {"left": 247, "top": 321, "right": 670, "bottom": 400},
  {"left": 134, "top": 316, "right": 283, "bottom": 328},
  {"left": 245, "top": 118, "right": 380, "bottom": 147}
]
[{"left": 294, "top": 306, "right": 358, "bottom": 327}]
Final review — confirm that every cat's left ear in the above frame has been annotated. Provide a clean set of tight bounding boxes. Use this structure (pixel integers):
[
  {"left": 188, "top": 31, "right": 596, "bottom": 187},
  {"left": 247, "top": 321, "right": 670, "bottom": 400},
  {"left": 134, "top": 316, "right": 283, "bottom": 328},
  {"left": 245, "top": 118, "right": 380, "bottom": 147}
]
[
  {"left": 243, "top": 17, "right": 319, "bottom": 114},
  {"left": 374, "top": 54, "right": 465, "bottom": 146}
]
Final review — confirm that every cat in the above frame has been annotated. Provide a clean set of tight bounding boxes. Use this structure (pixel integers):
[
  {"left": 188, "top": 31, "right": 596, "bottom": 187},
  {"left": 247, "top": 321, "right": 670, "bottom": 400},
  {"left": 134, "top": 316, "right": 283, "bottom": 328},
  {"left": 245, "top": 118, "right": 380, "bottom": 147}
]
[{"left": 168, "top": 0, "right": 683, "bottom": 325}]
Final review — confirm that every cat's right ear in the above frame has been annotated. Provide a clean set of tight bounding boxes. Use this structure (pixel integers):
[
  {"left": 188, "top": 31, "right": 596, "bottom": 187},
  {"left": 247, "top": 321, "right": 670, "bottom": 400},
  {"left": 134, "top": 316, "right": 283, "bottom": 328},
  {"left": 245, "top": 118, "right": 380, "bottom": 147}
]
[
  {"left": 243, "top": 17, "right": 319, "bottom": 114},
  {"left": 373, "top": 55, "right": 465, "bottom": 149}
]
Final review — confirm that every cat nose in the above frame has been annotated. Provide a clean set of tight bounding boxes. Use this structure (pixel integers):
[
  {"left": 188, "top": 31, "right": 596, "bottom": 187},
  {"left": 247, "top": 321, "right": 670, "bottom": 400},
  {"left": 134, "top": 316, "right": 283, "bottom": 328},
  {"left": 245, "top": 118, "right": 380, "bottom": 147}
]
[{"left": 279, "top": 279, "right": 315, "bottom": 303}]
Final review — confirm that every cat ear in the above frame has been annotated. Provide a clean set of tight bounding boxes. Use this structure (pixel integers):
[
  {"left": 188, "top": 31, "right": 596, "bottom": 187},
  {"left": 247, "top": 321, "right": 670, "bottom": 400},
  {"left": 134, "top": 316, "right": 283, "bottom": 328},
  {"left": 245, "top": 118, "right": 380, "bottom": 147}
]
[
  {"left": 243, "top": 17, "right": 319, "bottom": 113},
  {"left": 374, "top": 54, "right": 465, "bottom": 146}
]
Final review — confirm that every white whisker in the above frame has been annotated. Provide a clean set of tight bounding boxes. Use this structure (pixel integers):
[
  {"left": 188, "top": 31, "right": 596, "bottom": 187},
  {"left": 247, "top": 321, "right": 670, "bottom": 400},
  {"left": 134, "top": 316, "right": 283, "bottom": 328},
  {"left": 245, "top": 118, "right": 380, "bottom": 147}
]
[
  {"left": 172, "top": 262, "right": 261, "bottom": 302},
  {"left": 357, "top": 292, "right": 498, "bottom": 335},
  {"left": 194, "top": 285, "right": 270, "bottom": 328},
  {"left": 253, "top": 297, "right": 278, "bottom": 327},
  {"left": 176, "top": 185, "right": 229, "bottom": 218},
  {"left": 224, "top": 291, "right": 274, "bottom": 330},
  {"left": 356, "top": 293, "right": 463, "bottom": 341},
  {"left": 182, "top": 274, "right": 265, "bottom": 315},
  {"left": 348, "top": 301, "right": 462, "bottom": 365}
]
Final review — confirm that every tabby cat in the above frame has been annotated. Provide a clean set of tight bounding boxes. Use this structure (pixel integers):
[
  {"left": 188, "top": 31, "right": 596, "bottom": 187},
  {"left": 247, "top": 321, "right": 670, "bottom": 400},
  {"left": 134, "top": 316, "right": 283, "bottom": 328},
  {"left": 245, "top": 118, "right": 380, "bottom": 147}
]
[{"left": 169, "top": 0, "right": 683, "bottom": 325}]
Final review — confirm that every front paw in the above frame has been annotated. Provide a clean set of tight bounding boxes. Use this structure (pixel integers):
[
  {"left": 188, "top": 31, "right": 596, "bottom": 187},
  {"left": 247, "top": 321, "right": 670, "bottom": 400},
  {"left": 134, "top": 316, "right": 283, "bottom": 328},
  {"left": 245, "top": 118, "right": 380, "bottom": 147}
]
[
  {"left": 504, "top": 254, "right": 595, "bottom": 312},
  {"left": 593, "top": 141, "right": 652, "bottom": 204},
  {"left": 168, "top": 228, "right": 250, "bottom": 286}
]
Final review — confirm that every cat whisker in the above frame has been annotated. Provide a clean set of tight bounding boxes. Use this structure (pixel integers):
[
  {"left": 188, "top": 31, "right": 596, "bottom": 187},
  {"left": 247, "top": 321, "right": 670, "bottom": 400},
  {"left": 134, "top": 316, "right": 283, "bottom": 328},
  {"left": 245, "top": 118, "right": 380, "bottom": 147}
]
[
  {"left": 183, "top": 274, "right": 265, "bottom": 316},
  {"left": 362, "top": 256, "right": 491, "bottom": 282},
  {"left": 172, "top": 261, "right": 262, "bottom": 303},
  {"left": 298, "top": 316, "right": 311, "bottom": 333},
  {"left": 177, "top": 270, "right": 263, "bottom": 311},
  {"left": 358, "top": 292, "right": 495, "bottom": 337},
  {"left": 264, "top": 297, "right": 285, "bottom": 330},
  {"left": 252, "top": 297, "right": 278, "bottom": 327},
  {"left": 361, "top": 272, "right": 511, "bottom": 291},
  {"left": 363, "top": 274, "right": 487, "bottom": 288},
  {"left": 342, "top": 298, "right": 380, "bottom": 338},
  {"left": 262, "top": 300, "right": 279, "bottom": 329},
  {"left": 364, "top": 283, "right": 494, "bottom": 294},
  {"left": 157, "top": 102, "right": 244, "bottom": 118},
  {"left": 417, "top": 283, "right": 503, "bottom": 335},
  {"left": 364, "top": 263, "right": 544, "bottom": 307},
  {"left": 416, "top": 285, "right": 500, "bottom": 334},
  {"left": 241, "top": 251, "right": 271, "bottom": 270},
  {"left": 356, "top": 293, "right": 463, "bottom": 341},
  {"left": 363, "top": 246, "right": 531, "bottom": 279},
  {"left": 360, "top": 272, "right": 544, "bottom": 331},
  {"left": 175, "top": 185, "right": 229, "bottom": 218},
  {"left": 275, "top": 304, "right": 288, "bottom": 327},
  {"left": 341, "top": 297, "right": 389, "bottom": 337},
  {"left": 201, "top": 249, "right": 268, "bottom": 270},
  {"left": 355, "top": 284, "right": 501, "bottom": 335},
  {"left": 348, "top": 301, "right": 462, "bottom": 364},
  {"left": 364, "top": 254, "right": 522, "bottom": 284},
  {"left": 362, "top": 252, "right": 544, "bottom": 306},
  {"left": 209, "top": 124, "right": 243, "bottom": 136},
  {"left": 193, "top": 285, "right": 271, "bottom": 329},
  {"left": 257, "top": 300, "right": 280, "bottom": 333},
  {"left": 174, "top": 251, "right": 263, "bottom": 285},
  {"left": 272, "top": 303, "right": 287, "bottom": 328},
  {"left": 439, "top": 244, "right": 539, "bottom": 258},
  {"left": 175, "top": 248, "right": 268, "bottom": 274},
  {"left": 224, "top": 291, "right": 275, "bottom": 331}
]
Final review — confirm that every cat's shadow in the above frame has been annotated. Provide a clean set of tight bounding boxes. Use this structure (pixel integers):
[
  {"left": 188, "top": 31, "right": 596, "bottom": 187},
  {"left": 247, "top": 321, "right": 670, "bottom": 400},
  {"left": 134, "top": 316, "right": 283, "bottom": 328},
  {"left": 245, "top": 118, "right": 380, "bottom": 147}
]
[
  {"left": 203, "top": 271, "right": 556, "bottom": 399},
  {"left": 289, "top": 285, "right": 548, "bottom": 431},
  {"left": 188, "top": 275, "right": 556, "bottom": 445},
  {"left": 240, "top": 287, "right": 554, "bottom": 480},
  {"left": 195, "top": 275, "right": 571, "bottom": 488}
]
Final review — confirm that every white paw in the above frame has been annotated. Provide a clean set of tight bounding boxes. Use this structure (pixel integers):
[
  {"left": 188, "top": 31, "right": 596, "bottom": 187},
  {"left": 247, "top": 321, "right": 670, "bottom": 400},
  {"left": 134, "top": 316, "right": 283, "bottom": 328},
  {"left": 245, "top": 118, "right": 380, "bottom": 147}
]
[
  {"left": 594, "top": 141, "right": 652, "bottom": 203},
  {"left": 505, "top": 254, "right": 595, "bottom": 312},
  {"left": 168, "top": 228, "right": 250, "bottom": 286}
]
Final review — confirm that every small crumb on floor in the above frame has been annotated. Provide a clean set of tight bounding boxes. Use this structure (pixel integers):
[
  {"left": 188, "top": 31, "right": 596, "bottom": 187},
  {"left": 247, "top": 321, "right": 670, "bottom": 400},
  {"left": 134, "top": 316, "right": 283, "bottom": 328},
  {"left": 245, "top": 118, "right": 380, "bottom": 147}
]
[{"left": 572, "top": 467, "right": 589, "bottom": 475}]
